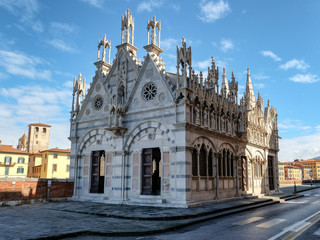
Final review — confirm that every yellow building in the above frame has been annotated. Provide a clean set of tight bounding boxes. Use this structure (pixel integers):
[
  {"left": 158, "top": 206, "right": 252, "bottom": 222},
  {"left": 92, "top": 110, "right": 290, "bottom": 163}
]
[
  {"left": 278, "top": 162, "right": 285, "bottom": 181},
  {"left": 300, "top": 159, "right": 320, "bottom": 180},
  {"left": 27, "top": 153, "right": 42, "bottom": 178},
  {"left": 0, "top": 141, "right": 29, "bottom": 178},
  {"left": 27, "top": 148, "right": 71, "bottom": 179},
  {"left": 284, "top": 164, "right": 302, "bottom": 180}
]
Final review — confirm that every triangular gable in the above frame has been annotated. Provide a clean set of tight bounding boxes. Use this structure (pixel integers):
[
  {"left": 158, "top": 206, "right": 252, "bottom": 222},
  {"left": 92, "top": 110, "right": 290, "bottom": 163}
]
[{"left": 126, "top": 53, "right": 175, "bottom": 113}]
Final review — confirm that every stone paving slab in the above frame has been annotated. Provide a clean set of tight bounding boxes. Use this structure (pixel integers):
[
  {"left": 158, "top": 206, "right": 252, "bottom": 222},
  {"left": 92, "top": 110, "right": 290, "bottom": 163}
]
[
  {"left": 40, "top": 198, "right": 270, "bottom": 220},
  {"left": 0, "top": 198, "right": 274, "bottom": 240},
  {"left": 0, "top": 185, "right": 318, "bottom": 240}
]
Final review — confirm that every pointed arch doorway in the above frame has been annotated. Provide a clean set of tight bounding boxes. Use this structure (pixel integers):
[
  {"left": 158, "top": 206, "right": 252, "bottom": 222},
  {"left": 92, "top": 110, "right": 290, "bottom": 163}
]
[{"left": 141, "top": 148, "right": 161, "bottom": 195}]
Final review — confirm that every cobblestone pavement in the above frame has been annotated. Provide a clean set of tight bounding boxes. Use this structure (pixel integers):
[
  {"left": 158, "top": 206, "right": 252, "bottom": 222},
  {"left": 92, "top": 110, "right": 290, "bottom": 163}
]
[{"left": 1, "top": 184, "right": 319, "bottom": 240}]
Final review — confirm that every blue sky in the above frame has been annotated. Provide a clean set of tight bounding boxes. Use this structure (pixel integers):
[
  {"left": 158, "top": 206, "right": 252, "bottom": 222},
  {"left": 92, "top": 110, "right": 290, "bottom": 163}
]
[{"left": 0, "top": 0, "right": 319, "bottom": 161}]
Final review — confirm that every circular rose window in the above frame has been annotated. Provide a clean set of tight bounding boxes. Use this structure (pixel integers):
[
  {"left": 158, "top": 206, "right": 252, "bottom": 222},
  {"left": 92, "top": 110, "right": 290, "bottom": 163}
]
[
  {"left": 93, "top": 96, "right": 104, "bottom": 110},
  {"left": 142, "top": 82, "right": 157, "bottom": 101}
]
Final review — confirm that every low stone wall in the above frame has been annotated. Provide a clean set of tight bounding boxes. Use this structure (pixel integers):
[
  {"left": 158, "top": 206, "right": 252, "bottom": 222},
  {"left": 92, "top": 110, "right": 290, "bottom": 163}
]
[
  {"left": 280, "top": 179, "right": 320, "bottom": 185},
  {"left": 0, "top": 178, "right": 73, "bottom": 205}
]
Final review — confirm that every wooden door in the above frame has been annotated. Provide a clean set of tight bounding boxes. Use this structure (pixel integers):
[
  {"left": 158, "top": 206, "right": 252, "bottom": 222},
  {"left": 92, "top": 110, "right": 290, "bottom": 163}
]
[
  {"left": 90, "top": 151, "right": 105, "bottom": 193},
  {"left": 141, "top": 149, "right": 153, "bottom": 195},
  {"left": 268, "top": 156, "right": 275, "bottom": 190}
]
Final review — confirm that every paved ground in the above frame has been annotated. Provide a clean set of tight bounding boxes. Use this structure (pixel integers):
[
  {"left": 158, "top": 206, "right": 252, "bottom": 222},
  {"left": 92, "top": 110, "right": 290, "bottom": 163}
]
[{"left": 1, "top": 184, "right": 319, "bottom": 240}]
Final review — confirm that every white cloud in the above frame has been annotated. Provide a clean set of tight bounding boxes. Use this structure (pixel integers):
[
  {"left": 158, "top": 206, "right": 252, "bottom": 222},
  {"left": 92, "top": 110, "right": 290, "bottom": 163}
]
[
  {"left": 279, "top": 59, "right": 309, "bottom": 71},
  {"left": 253, "top": 73, "right": 270, "bottom": 80},
  {"left": 289, "top": 74, "right": 319, "bottom": 83},
  {"left": 254, "top": 83, "right": 265, "bottom": 89},
  {"left": 0, "top": 84, "right": 72, "bottom": 149},
  {"left": 137, "top": 0, "right": 163, "bottom": 12},
  {"left": 199, "top": 0, "right": 231, "bottom": 23},
  {"left": 0, "top": 50, "right": 51, "bottom": 80},
  {"left": 279, "top": 133, "right": 320, "bottom": 161},
  {"left": 0, "top": 0, "right": 43, "bottom": 32},
  {"left": 82, "top": 0, "right": 105, "bottom": 9},
  {"left": 171, "top": 4, "right": 180, "bottom": 11},
  {"left": 261, "top": 50, "right": 281, "bottom": 61},
  {"left": 161, "top": 38, "right": 179, "bottom": 50},
  {"left": 194, "top": 58, "right": 211, "bottom": 69},
  {"left": 220, "top": 39, "right": 234, "bottom": 52},
  {"left": 50, "top": 22, "right": 76, "bottom": 35},
  {"left": 47, "top": 39, "right": 75, "bottom": 53},
  {"left": 278, "top": 119, "right": 311, "bottom": 131}
]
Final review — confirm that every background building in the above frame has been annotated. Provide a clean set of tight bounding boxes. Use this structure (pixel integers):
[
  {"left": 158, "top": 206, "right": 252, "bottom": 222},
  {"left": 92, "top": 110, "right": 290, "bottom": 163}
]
[
  {"left": 0, "top": 140, "right": 29, "bottom": 178},
  {"left": 27, "top": 123, "right": 51, "bottom": 154},
  {"left": 27, "top": 148, "right": 71, "bottom": 179}
]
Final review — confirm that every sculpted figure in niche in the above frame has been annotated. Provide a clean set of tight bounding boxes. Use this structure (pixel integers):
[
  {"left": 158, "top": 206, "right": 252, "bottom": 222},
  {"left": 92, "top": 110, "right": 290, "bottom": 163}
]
[
  {"left": 195, "top": 106, "right": 200, "bottom": 125},
  {"left": 203, "top": 109, "right": 208, "bottom": 128},
  {"left": 210, "top": 111, "right": 215, "bottom": 130}
]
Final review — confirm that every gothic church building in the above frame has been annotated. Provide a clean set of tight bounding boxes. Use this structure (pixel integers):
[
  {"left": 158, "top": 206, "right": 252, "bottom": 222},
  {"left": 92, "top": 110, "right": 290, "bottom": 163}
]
[{"left": 69, "top": 10, "right": 280, "bottom": 207}]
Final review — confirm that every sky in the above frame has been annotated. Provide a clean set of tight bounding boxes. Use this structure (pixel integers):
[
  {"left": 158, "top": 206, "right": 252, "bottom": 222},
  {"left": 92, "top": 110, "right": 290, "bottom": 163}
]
[{"left": 0, "top": 0, "right": 319, "bottom": 161}]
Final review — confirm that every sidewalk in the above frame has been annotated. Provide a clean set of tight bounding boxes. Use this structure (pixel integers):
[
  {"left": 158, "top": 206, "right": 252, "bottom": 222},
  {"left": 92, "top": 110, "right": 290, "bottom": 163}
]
[{"left": 1, "top": 185, "right": 318, "bottom": 240}]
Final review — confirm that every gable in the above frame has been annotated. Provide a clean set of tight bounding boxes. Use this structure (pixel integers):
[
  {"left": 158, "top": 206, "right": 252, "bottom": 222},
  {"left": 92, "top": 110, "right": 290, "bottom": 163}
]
[{"left": 126, "top": 53, "right": 174, "bottom": 113}]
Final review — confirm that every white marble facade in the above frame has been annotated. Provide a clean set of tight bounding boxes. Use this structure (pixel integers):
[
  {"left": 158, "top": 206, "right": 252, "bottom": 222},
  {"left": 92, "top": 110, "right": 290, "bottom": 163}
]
[{"left": 69, "top": 10, "right": 280, "bottom": 207}]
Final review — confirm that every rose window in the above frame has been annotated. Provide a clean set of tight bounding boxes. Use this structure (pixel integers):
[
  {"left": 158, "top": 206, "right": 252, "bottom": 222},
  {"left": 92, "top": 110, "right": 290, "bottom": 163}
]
[
  {"left": 142, "top": 82, "right": 157, "bottom": 101},
  {"left": 93, "top": 96, "right": 104, "bottom": 110}
]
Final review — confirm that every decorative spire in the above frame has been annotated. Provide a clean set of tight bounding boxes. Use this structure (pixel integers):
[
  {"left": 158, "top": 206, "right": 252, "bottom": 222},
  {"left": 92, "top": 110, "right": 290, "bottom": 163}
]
[
  {"left": 97, "top": 34, "right": 111, "bottom": 63},
  {"left": 144, "top": 15, "right": 163, "bottom": 56},
  {"left": 245, "top": 67, "right": 256, "bottom": 107},
  {"left": 221, "top": 67, "right": 229, "bottom": 98},
  {"left": 121, "top": 9, "right": 134, "bottom": 45}
]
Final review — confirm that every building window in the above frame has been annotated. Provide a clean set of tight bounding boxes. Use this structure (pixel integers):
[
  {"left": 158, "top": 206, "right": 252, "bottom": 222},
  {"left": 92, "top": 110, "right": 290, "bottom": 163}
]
[
  {"left": 36, "top": 141, "right": 39, "bottom": 144},
  {"left": 142, "top": 82, "right": 157, "bottom": 101},
  {"left": 52, "top": 164, "right": 57, "bottom": 172},
  {"left": 93, "top": 95, "right": 104, "bottom": 110},
  {"left": 43, "top": 128, "right": 46, "bottom": 133},
  {"left": 18, "top": 157, "right": 25, "bottom": 164},
  {"left": 199, "top": 144, "right": 207, "bottom": 176},
  {"left": 53, "top": 154, "right": 58, "bottom": 158},
  {"left": 208, "top": 150, "right": 213, "bottom": 176},
  {"left": 17, "top": 167, "right": 24, "bottom": 174},
  {"left": 192, "top": 149, "right": 198, "bottom": 176},
  {"left": 35, "top": 127, "right": 39, "bottom": 132},
  {"left": 4, "top": 156, "right": 12, "bottom": 165},
  {"left": 66, "top": 165, "right": 70, "bottom": 172},
  {"left": 45, "top": 154, "right": 47, "bottom": 159},
  {"left": 5, "top": 167, "right": 9, "bottom": 175}
]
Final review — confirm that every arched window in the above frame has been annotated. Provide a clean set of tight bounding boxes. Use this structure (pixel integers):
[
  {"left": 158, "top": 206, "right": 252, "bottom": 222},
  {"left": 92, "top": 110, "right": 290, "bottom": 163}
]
[
  {"left": 222, "top": 149, "right": 226, "bottom": 177},
  {"left": 35, "top": 127, "right": 39, "bottom": 132},
  {"left": 199, "top": 144, "right": 207, "bottom": 176},
  {"left": 218, "top": 153, "right": 222, "bottom": 177},
  {"left": 192, "top": 149, "right": 198, "bottom": 176},
  {"left": 227, "top": 150, "right": 230, "bottom": 176},
  {"left": 208, "top": 150, "right": 213, "bottom": 176},
  {"left": 231, "top": 153, "right": 234, "bottom": 176},
  {"left": 118, "top": 84, "right": 125, "bottom": 104}
]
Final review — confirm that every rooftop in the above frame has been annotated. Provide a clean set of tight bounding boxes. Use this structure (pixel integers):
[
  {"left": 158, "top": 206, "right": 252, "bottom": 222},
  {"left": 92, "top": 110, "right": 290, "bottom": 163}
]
[
  {"left": 28, "top": 123, "right": 51, "bottom": 127},
  {"left": 0, "top": 144, "right": 29, "bottom": 155}
]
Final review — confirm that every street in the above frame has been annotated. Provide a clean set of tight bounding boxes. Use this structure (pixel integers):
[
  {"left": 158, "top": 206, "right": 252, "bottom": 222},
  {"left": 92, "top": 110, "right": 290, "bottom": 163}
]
[
  {"left": 68, "top": 187, "right": 320, "bottom": 240},
  {"left": 150, "top": 188, "right": 320, "bottom": 240}
]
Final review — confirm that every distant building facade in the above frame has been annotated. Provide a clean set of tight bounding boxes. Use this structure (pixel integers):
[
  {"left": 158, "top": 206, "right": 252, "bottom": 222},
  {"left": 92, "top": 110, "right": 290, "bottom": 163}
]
[
  {"left": 279, "top": 159, "right": 317, "bottom": 181},
  {"left": 27, "top": 148, "right": 71, "bottom": 179},
  {"left": 0, "top": 140, "right": 29, "bottom": 178},
  {"left": 17, "top": 133, "right": 28, "bottom": 151},
  {"left": 69, "top": 10, "right": 280, "bottom": 207},
  {"left": 27, "top": 123, "right": 51, "bottom": 154}
]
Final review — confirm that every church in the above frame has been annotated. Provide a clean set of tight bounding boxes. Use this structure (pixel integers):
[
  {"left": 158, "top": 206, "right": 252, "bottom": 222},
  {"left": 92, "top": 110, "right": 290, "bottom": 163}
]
[{"left": 69, "top": 9, "right": 280, "bottom": 207}]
